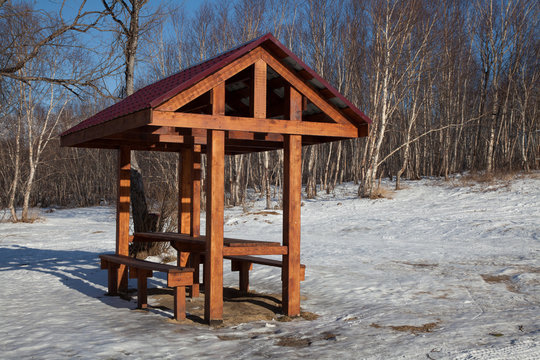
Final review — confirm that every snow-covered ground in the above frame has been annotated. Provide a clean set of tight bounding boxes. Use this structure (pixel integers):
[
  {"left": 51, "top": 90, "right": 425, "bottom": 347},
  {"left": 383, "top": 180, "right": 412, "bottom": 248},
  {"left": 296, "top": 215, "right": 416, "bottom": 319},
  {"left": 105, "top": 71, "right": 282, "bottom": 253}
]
[{"left": 0, "top": 175, "right": 539, "bottom": 359}]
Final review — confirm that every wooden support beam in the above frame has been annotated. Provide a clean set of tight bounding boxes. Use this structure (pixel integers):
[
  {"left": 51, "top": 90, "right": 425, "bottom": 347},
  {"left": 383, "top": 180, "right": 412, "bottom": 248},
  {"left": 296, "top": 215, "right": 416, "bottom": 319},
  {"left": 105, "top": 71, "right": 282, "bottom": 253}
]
[
  {"left": 116, "top": 147, "right": 131, "bottom": 291},
  {"left": 259, "top": 50, "right": 351, "bottom": 126},
  {"left": 178, "top": 144, "right": 202, "bottom": 297},
  {"left": 156, "top": 47, "right": 265, "bottom": 111},
  {"left": 60, "top": 109, "right": 151, "bottom": 147},
  {"left": 105, "top": 133, "right": 185, "bottom": 144},
  {"left": 179, "top": 148, "right": 193, "bottom": 235},
  {"left": 253, "top": 59, "right": 267, "bottom": 118},
  {"left": 204, "top": 84, "right": 225, "bottom": 325},
  {"left": 191, "top": 144, "right": 202, "bottom": 237},
  {"left": 282, "top": 88, "right": 302, "bottom": 316},
  {"left": 76, "top": 139, "right": 185, "bottom": 152},
  {"left": 178, "top": 148, "right": 193, "bottom": 268},
  {"left": 190, "top": 144, "right": 202, "bottom": 297},
  {"left": 151, "top": 111, "right": 358, "bottom": 138}
]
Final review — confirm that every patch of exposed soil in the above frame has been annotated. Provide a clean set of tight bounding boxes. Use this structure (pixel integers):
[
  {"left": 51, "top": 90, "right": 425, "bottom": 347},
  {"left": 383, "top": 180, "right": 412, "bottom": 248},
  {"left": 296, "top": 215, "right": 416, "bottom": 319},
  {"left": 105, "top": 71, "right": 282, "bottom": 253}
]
[
  {"left": 149, "top": 287, "right": 316, "bottom": 327},
  {"left": 481, "top": 274, "right": 519, "bottom": 293},
  {"left": 371, "top": 321, "right": 440, "bottom": 334},
  {"left": 397, "top": 261, "right": 438, "bottom": 269},
  {"left": 276, "top": 336, "right": 312, "bottom": 347},
  {"left": 274, "top": 331, "right": 338, "bottom": 347}
]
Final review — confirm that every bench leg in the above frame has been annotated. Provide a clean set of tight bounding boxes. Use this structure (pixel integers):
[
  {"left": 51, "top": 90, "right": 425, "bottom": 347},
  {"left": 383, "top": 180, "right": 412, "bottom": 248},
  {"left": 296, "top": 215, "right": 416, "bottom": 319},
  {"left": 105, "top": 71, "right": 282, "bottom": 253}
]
[
  {"left": 190, "top": 252, "right": 200, "bottom": 298},
  {"left": 107, "top": 264, "right": 119, "bottom": 296},
  {"left": 239, "top": 262, "right": 250, "bottom": 293},
  {"left": 174, "top": 286, "right": 186, "bottom": 320},
  {"left": 137, "top": 273, "right": 148, "bottom": 309}
]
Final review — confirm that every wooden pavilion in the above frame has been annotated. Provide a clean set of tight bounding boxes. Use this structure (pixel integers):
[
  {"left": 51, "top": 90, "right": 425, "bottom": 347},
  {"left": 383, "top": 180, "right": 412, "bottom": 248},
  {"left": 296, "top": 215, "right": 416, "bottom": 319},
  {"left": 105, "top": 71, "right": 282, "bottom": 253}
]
[{"left": 60, "top": 33, "right": 371, "bottom": 324}]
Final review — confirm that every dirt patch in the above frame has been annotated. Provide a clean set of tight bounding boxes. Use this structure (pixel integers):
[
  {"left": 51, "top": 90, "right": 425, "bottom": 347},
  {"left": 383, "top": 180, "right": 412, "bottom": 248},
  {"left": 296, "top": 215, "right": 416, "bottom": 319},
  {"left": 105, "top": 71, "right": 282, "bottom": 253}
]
[
  {"left": 481, "top": 274, "right": 519, "bottom": 293},
  {"left": 276, "top": 336, "right": 312, "bottom": 347},
  {"left": 397, "top": 261, "right": 438, "bottom": 269},
  {"left": 275, "top": 331, "right": 339, "bottom": 347},
  {"left": 518, "top": 266, "right": 540, "bottom": 274},
  {"left": 434, "top": 293, "right": 449, "bottom": 299},
  {"left": 371, "top": 321, "right": 440, "bottom": 334},
  {"left": 217, "top": 334, "right": 245, "bottom": 341},
  {"left": 150, "top": 287, "right": 317, "bottom": 327},
  {"left": 276, "top": 311, "right": 319, "bottom": 322}
]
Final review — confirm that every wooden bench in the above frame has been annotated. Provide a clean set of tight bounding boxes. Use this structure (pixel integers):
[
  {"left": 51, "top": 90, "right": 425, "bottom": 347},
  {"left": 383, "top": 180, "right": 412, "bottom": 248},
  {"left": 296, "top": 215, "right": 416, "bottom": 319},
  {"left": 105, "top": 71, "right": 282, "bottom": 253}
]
[
  {"left": 225, "top": 255, "right": 306, "bottom": 293},
  {"left": 99, "top": 254, "right": 194, "bottom": 320}
]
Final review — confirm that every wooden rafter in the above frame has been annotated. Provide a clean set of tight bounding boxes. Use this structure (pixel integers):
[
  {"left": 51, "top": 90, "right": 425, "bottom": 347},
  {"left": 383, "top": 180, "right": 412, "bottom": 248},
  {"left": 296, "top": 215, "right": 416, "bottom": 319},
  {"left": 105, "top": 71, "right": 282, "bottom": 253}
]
[
  {"left": 259, "top": 50, "right": 350, "bottom": 125},
  {"left": 157, "top": 48, "right": 265, "bottom": 111}
]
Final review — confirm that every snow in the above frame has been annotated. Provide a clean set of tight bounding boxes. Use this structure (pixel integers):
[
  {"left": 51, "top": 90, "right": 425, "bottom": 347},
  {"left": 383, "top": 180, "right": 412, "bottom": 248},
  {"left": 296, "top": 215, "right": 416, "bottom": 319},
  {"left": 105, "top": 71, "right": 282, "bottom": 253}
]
[{"left": 0, "top": 175, "right": 539, "bottom": 359}]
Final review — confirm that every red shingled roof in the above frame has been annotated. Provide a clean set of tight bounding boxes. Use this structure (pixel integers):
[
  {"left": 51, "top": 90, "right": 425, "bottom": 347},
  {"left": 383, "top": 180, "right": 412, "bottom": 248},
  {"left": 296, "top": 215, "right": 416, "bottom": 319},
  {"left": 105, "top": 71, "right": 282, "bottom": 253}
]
[{"left": 62, "top": 33, "right": 370, "bottom": 137}]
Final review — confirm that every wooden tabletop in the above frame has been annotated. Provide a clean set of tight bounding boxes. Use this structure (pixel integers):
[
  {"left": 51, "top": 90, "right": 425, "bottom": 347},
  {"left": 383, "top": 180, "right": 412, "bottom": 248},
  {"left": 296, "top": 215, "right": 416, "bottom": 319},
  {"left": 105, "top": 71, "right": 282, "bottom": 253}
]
[{"left": 133, "top": 232, "right": 287, "bottom": 256}]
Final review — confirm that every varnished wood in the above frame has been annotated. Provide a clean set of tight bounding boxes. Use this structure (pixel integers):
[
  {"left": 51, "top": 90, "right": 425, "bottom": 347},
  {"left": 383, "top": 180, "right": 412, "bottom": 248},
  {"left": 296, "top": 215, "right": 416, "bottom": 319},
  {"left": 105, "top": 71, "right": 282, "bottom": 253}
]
[
  {"left": 151, "top": 111, "right": 358, "bottom": 138},
  {"left": 76, "top": 139, "right": 185, "bottom": 152},
  {"left": 137, "top": 272, "right": 148, "bottom": 309},
  {"left": 116, "top": 147, "right": 130, "bottom": 291},
  {"left": 191, "top": 144, "right": 202, "bottom": 237},
  {"left": 226, "top": 255, "right": 306, "bottom": 293},
  {"left": 205, "top": 83, "right": 226, "bottom": 324},
  {"left": 190, "top": 144, "right": 202, "bottom": 297},
  {"left": 222, "top": 246, "right": 287, "bottom": 256},
  {"left": 107, "top": 262, "right": 119, "bottom": 295},
  {"left": 99, "top": 254, "right": 194, "bottom": 320},
  {"left": 282, "top": 87, "right": 302, "bottom": 316},
  {"left": 179, "top": 148, "right": 192, "bottom": 234},
  {"left": 156, "top": 47, "right": 265, "bottom": 111},
  {"left": 259, "top": 50, "right": 351, "bottom": 126},
  {"left": 174, "top": 286, "right": 186, "bottom": 320},
  {"left": 61, "top": 109, "right": 151, "bottom": 147},
  {"left": 100, "top": 254, "right": 194, "bottom": 274},
  {"left": 253, "top": 59, "right": 267, "bottom": 118}
]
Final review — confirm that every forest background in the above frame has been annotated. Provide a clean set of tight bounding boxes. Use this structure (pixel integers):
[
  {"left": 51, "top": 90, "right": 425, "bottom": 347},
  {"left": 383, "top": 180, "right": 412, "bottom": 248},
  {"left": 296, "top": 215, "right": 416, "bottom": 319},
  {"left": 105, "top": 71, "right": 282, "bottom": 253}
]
[{"left": 1, "top": 0, "right": 538, "bottom": 225}]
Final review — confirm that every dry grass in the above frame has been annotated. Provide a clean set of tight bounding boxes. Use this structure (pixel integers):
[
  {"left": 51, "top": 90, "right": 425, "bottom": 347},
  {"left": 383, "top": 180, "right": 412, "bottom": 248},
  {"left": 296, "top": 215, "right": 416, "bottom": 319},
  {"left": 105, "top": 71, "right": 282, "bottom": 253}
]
[
  {"left": 247, "top": 210, "right": 281, "bottom": 216},
  {"left": 0, "top": 209, "right": 43, "bottom": 224},
  {"left": 448, "top": 170, "right": 537, "bottom": 192},
  {"left": 369, "top": 186, "right": 395, "bottom": 199}
]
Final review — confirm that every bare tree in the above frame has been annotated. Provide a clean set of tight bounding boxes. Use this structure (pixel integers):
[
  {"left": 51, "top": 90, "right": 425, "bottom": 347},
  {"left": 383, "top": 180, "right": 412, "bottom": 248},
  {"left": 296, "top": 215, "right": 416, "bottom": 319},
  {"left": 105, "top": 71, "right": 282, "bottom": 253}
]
[{"left": 0, "top": 1, "right": 114, "bottom": 97}]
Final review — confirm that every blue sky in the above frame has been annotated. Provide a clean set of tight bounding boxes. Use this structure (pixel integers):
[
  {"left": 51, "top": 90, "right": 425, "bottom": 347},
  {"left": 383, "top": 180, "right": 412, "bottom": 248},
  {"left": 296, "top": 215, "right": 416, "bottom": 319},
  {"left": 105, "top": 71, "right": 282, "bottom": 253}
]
[{"left": 31, "top": 0, "right": 208, "bottom": 97}]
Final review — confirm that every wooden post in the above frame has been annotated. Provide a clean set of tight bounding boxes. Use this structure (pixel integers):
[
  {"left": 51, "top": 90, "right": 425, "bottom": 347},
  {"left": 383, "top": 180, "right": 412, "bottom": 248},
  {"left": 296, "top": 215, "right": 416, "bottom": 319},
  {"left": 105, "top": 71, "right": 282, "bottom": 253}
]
[
  {"left": 107, "top": 263, "right": 119, "bottom": 295},
  {"left": 179, "top": 148, "right": 193, "bottom": 236},
  {"left": 205, "top": 83, "right": 225, "bottom": 325},
  {"left": 178, "top": 148, "right": 193, "bottom": 267},
  {"left": 253, "top": 59, "right": 267, "bottom": 118},
  {"left": 283, "top": 87, "right": 302, "bottom": 316},
  {"left": 116, "top": 147, "right": 130, "bottom": 291},
  {"left": 178, "top": 143, "right": 202, "bottom": 297},
  {"left": 239, "top": 263, "right": 251, "bottom": 293},
  {"left": 191, "top": 144, "right": 202, "bottom": 237},
  {"left": 191, "top": 144, "right": 202, "bottom": 297},
  {"left": 137, "top": 272, "right": 148, "bottom": 309},
  {"left": 174, "top": 286, "right": 186, "bottom": 320}
]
